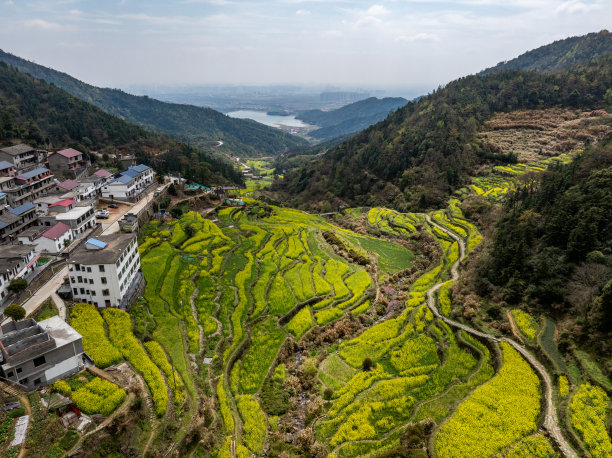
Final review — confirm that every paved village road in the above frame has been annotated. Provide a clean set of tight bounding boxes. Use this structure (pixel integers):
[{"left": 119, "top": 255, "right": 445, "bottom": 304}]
[
  {"left": 22, "top": 266, "right": 68, "bottom": 317},
  {"left": 422, "top": 214, "right": 577, "bottom": 458}
]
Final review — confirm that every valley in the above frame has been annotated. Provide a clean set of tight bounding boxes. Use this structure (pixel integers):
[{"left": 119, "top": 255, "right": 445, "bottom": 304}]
[{"left": 0, "top": 24, "right": 610, "bottom": 458}]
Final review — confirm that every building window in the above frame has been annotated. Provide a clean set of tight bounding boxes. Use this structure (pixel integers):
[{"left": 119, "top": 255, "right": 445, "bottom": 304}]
[
  {"left": 80, "top": 288, "right": 85, "bottom": 294},
  {"left": 75, "top": 264, "right": 81, "bottom": 271},
  {"left": 34, "top": 378, "right": 41, "bottom": 386},
  {"left": 16, "top": 368, "right": 22, "bottom": 374},
  {"left": 99, "top": 265, "right": 105, "bottom": 272},
  {"left": 105, "top": 300, "right": 111, "bottom": 307},
  {"left": 70, "top": 277, "right": 75, "bottom": 283},
  {"left": 102, "top": 289, "right": 110, "bottom": 296},
  {"left": 33, "top": 355, "right": 46, "bottom": 367},
  {"left": 101, "top": 277, "right": 107, "bottom": 284},
  {"left": 73, "top": 288, "right": 78, "bottom": 294},
  {"left": 77, "top": 276, "right": 82, "bottom": 283},
  {"left": 89, "top": 279, "right": 93, "bottom": 284},
  {"left": 7, "top": 371, "right": 14, "bottom": 378},
  {"left": 87, "top": 267, "right": 92, "bottom": 273},
  {"left": 21, "top": 378, "right": 28, "bottom": 384}
]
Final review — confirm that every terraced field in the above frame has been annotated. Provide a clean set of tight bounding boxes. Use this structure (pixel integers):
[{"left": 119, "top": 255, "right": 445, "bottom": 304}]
[{"left": 66, "top": 150, "right": 612, "bottom": 456}]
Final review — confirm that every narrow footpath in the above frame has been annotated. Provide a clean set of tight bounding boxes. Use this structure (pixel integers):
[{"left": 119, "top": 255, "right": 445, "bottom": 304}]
[{"left": 422, "top": 214, "right": 577, "bottom": 458}]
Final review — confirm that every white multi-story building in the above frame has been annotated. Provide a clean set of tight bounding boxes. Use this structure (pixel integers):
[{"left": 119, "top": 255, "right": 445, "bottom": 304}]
[
  {"left": 101, "top": 164, "right": 153, "bottom": 201},
  {"left": 39, "top": 203, "right": 96, "bottom": 238},
  {"left": 68, "top": 234, "right": 142, "bottom": 308}
]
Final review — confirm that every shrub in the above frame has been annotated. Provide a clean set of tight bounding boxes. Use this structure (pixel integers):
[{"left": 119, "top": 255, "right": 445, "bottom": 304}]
[
  {"left": 559, "top": 376, "right": 570, "bottom": 398},
  {"left": 51, "top": 380, "right": 72, "bottom": 396},
  {"left": 7, "top": 278, "right": 27, "bottom": 293},
  {"left": 362, "top": 358, "right": 373, "bottom": 371}
]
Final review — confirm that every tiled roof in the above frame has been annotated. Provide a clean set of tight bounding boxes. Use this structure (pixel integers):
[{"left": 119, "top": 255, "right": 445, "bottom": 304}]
[
  {"left": 93, "top": 169, "right": 112, "bottom": 178},
  {"left": 39, "top": 222, "right": 71, "bottom": 240},
  {"left": 128, "top": 164, "right": 151, "bottom": 173},
  {"left": 0, "top": 161, "right": 14, "bottom": 170},
  {"left": 114, "top": 174, "right": 134, "bottom": 184},
  {"left": 16, "top": 167, "right": 50, "bottom": 180},
  {"left": 122, "top": 169, "right": 140, "bottom": 178},
  {"left": 9, "top": 202, "right": 36, "bottom": 215},
  {"left": 0, "top": 144, "right": 35, "bottom": 156},
  {"left": 56, "top": 148, "right": 83, "bottom": 158},
  {"left": 58, "top": 179, "right": 80, "bottom": 190},
  {"left": 49, "top": 199, "right": 75, "bottom": 208}
]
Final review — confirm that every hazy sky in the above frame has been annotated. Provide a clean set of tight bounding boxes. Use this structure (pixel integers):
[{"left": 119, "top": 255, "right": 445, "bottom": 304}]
[{"left": 0, "top": 0, "right": 610, "bottom": 91}]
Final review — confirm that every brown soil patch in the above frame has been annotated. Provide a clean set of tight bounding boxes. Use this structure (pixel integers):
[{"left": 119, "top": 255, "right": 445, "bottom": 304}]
[{"left": 479, "top": 109, "right": 612, "bottom": 162}]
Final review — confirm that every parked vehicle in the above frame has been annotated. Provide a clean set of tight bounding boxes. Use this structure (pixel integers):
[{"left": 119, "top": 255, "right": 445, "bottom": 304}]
[
  {"left": 108, "top": 203, "right": 118, "bottom": 209},
  {"left": 97, "top": 209, "right": 110, "bottom": 219}
]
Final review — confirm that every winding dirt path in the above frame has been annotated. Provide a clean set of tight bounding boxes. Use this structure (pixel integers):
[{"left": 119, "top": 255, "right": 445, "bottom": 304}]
[{"left": 423, "top": 214, "right": 577, "bottom": 458}]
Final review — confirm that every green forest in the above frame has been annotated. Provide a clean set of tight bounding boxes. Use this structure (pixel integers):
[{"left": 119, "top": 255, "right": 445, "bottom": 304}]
[{"left": 477, "top": 135, "right": 612, "bottom": 356}]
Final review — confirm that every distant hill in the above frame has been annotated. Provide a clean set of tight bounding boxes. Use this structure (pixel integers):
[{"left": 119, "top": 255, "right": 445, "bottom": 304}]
[
  {"left": 0, "top": 49, "right": 307, "bottom": 157},
  {"left": 0, "top": 62, "right": 243, "bottom": 185},
  {"left": 481, "top": 30, "right": 612, "bottom": 74},
  {"left": 272, "top": 56, "right": 612, "bottom": 211},
  {"left": 296, "top": 97, "right": 407, "bottom": 142}
]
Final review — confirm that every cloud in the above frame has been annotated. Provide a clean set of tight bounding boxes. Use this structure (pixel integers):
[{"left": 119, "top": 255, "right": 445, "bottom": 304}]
[
  {"left": 366, "top": 4, "right": 390, "bottom": 16},
  {"left": 24, "top": 19, "right": 63, "bottom": 30},
  {"left": 323, "top": 29, "right": 342, "bottom": 37},
  {"left": 296, "top": 9, "right": 311, "bottom": 15},
  {"left": 554, "top": 0, "right": 601, "bottom": 14},
  {"left": 396, "top": 32, "right": 440, "bottom": 42}
]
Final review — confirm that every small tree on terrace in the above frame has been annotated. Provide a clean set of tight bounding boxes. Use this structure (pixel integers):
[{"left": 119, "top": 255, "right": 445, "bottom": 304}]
[
  {"left": 8, "top": 278, "right": 28, "bottom": 293},
  {"left": 4, "top": 304, "right": 26, "bottom": 321}
]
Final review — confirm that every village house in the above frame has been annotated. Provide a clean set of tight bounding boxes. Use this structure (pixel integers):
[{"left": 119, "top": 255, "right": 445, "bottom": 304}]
[
  {"left": 39, "top": 202, "right": 96, "bottom": 238},
  {"left": 0, "top": 244, "right": 39, "bottom": 304},
  {"left": 68, "top": 234, "right": 143, "bottom": 308},
  {"left": 0, "top": 203, "right": 38, "bottom": 244},
  {"left": 48, "top": 148, "right": 87, "bottom": 171},
  {"left": 101, "top": 164, "right": 153, "bottom": 201},
  {"left": 17, "top": 220, "right": 74, "bottom": 255},
  {"left": 0, "top": 317, "right": 89, "bottom": 390},
  {"left": 5, "top": 168, "right": 55, "bottom": 207},
  {"left": 0, "top": 144, "right": 47, "bottom": 173}
]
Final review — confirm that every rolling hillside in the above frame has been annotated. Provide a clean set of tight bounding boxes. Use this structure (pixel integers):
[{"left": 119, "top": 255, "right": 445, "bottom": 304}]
[
  {"left": 296, "top": 96, "right": 407, "bottom": 142},
  {"left": 0, "top": 49, "right": 308, "bottom": 157},
  {"left": 0, "top": 62, "right": 243, "bottom": 184},
  {"left": 272, "top": 55, "right": 612, "bottom": 211}
]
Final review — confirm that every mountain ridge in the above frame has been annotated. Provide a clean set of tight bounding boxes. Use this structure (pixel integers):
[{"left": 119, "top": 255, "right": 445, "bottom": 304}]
[
  {"left": 0, "top": 49, "right": 308, "bottom": 158},
  {"left": 0, "top": 61, "right": 243, "bottom": 184},
  {"left": 481, "top": 29, "right": 612, "bottom": 74},
  {"left": 296, "top": 96, "right": 407, "bottom": 142}
]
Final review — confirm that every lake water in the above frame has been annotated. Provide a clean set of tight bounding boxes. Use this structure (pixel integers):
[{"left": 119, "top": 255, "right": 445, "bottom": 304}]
[{"left": 226, "top": 110, "right": 311, "bottom": 128}]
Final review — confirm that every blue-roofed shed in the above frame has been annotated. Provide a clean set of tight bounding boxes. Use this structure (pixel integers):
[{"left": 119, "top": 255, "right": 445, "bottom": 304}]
[
  {"left": 9, "top": 202, "right": 36, "bottom": 215},
  {"left": 85, "top": 238, "right": 107, "bottom": 250},
  {"left": 16, "top": 167, "right": 49, "bottom": 180}
]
